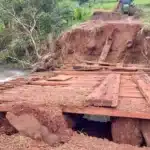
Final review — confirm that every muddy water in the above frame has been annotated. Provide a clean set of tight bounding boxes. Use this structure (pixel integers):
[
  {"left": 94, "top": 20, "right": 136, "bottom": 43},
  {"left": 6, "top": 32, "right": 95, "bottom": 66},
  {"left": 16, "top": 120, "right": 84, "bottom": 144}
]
[{"left": 0, "top": 65, "right": 29, "bottom": 82}]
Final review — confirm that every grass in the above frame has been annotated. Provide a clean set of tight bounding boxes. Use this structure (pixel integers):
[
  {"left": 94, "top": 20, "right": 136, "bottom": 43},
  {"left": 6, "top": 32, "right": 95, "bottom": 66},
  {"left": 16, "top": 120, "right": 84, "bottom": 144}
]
[
  {"left": 89, "top": 0, "right": 150, "bottom": 10},
  {"left": 77, "top": 0, "right": 150, "bottom": 23}
]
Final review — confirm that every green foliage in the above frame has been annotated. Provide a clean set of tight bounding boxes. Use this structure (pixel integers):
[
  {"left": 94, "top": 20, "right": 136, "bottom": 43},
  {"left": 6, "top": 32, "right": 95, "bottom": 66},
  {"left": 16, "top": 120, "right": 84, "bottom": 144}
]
[
  {"left": 0, "top": 0, "right": 74, "bottom": 67},
  {"left": 0, "top": 0, "right": 149, "bottom": 68}
]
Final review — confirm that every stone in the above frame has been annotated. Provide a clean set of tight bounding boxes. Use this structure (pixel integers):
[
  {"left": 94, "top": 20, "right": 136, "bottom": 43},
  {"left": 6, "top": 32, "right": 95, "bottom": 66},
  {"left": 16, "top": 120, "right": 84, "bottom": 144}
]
[
  {"left": 6, "top": 112, "right": 71, "bottom": 147},
  {"left": 6, "top": 112, "right": 42, "bottom": 140}
]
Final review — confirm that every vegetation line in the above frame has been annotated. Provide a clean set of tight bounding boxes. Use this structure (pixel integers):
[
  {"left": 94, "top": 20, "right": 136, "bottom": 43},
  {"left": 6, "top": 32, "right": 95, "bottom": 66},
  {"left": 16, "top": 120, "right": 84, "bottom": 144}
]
[{"left": 0, "top": 0, "right": 149, "bottom": 68}]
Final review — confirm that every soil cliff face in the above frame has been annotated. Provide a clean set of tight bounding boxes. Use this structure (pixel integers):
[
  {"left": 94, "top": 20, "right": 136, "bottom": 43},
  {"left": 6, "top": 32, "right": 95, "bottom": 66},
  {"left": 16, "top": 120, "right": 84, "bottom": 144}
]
[{"left": 34, "top": 20, "right": 150, "bottom": 71}]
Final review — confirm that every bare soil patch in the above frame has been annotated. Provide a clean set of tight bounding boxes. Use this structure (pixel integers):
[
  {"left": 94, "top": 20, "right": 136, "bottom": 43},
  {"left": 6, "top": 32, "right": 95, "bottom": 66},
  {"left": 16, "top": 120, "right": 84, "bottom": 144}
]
[
  {"left": 56, "top": 20, "right": 150, "bottom": 67},
  {"left": 0, "top": 133, "right": 150, "bottom": 150}
]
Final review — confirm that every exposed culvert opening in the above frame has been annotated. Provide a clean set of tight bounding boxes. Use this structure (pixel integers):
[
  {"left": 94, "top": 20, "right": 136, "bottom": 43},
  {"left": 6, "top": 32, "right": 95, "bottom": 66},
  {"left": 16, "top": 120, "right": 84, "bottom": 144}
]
[
  {"left": 0, "top": 112, "right": 18, "bottom": 136},
  {"left": 64, "top": 113, "right": 112, "bottom": 141},
  {"left": 0, "top": 112, "right": 6, "bottom": 119},
  {"left": 64, "top": 113, "right": 149, "bottom": 147},
  {"left": 141, "top": 132, "right": 146, "bottom": 147}
]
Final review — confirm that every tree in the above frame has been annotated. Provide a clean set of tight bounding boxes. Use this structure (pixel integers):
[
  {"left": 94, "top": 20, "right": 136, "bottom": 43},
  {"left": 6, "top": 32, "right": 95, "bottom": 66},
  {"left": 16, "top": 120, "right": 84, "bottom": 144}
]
[{"left": 0, "top": 0, "right": 73, "bottom": 67}]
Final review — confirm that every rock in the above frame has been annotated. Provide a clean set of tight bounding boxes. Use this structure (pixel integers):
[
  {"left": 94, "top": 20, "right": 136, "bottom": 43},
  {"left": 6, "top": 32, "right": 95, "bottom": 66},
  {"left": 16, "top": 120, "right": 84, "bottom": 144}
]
[
  {"left": 112, "top": 118, "right": 143, "bottom": 146},
  {"left": 6, "top": 112, "right": 42, "bottom": 140},
  {"left": 140, "top": 120, "right": 150, "bottom": 147},
  {"left": 32, "top": 54, "right": 56, "bottom": 72},
  {"left": 10, "top": 104, "right": 73, "bottom": 141}
]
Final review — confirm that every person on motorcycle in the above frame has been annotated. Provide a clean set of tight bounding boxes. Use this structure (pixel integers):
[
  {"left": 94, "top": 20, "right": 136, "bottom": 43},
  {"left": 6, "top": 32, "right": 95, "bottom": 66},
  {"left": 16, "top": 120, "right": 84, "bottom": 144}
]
[{"left": 116, "top": 0, "right": 134, "bottom": 15}]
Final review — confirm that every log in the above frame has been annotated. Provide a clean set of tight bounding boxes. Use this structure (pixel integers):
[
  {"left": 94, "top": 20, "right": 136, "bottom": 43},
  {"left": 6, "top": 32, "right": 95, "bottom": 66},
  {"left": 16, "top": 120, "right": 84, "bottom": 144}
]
[
  {"left": 62, "top": 106, "right": 150, "bottom": 120},
  {"left": 74, "top": 55, "right": 115, "bottom": 66},
  {"left": 47, "top": 75, "right": 72, "bottom": 81},
  {"left": 98, "top": 38, "right": 112, "bottom": 62},
  {"left": 73, "top": 64, "right": 150, "bottom": 72},
  {"left": 111, "top": 66, "right": 150, "bottom": 72},
  {"left": 53, "top": 70, "right": 143, "bottom": 76},
  {"left": 132, "top": 73, "right": 150, "bottom": 106},
  {"left": 28, "top": 80, "right": 69, "bottom": 86},
  {"left": 87, "top": 74, "right": 121, "bottom": 107},
  {"left": 73, "top": 64, "right": 103, "bottom": 71}
]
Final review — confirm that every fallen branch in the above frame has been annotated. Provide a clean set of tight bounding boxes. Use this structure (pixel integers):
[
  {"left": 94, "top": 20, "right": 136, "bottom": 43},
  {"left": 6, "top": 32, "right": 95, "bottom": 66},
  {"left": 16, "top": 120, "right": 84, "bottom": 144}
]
[
  {"left": 98, "top": 37, "right": 112, "bottom": 62},
  {"left": 74, "top": 55, "right": 115, "bottom": 66},
  {"left": 73, "top": 64, "right": 103, "bottom": 71},
  {"left": 8, "top": 56, "right": 32, "bottom": 68},
  {"left": 28, "top": 80, "right": 69, "bottom": 86}
]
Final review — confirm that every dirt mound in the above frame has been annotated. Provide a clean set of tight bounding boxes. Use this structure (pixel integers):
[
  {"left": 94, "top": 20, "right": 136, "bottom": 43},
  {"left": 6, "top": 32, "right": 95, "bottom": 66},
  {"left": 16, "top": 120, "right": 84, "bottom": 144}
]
[
  {"left": 6, "top": 112, "right": 67, "bottom": 147},
  {"left": 6, "top": 104, "right": 73, "bottom": 146},
  {"left": 91, "top": 11, "right": 127, "bottom": 21}
]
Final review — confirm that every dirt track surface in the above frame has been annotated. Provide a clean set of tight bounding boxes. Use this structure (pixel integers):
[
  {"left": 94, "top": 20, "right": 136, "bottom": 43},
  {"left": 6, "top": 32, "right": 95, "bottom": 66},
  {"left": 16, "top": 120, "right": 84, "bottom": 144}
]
[
  {"left": 0, "top": 133, "right": 150, "bottom": 150},
  {"left": 0, "top": 73, "right": 103, "bottom": 107},
  {"left": 0, "top": 72, "right": 150, "bottom": 114}
]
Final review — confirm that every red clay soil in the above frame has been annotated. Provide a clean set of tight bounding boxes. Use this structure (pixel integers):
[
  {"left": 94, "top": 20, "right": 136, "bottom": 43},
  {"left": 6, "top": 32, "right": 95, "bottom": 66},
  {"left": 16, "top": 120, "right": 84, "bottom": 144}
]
[
  {"left": 0, "top": 77, "right": 28, "bottom": 91},
  {"left": 0, "top": 133, "right": 150, "bottom": 150},
  {"left": 6, "top": 112, "right": 72, "bottom": 147},
  {"left": 0, "top": 118, "right": 17, "bottom": 135},
  {"left": 0, "top": 73, "right": 105, "bottom": 107},
  {"left": 0, "top": 72, "right": 150, "bottom": 148},
  {"left": 87, "top": 74, "right": 120, "bottom": 107},
  {"left": 91, "top": 11, "right": 128, "bottom": 21},
  {"left": 10, "top": 104, "right": 73, "bottom": 138},
  {"left": 0, "top": 103, "right": 74, "bottom": 146},
  {"left": 0, "top": 73, "right": 150, "bottom": 114},
  {"left": 56, "top": 20, "right": 150, "bottom": 66},
  {"left": 112, "top": 118, "right": 142, "bottom": 146}
]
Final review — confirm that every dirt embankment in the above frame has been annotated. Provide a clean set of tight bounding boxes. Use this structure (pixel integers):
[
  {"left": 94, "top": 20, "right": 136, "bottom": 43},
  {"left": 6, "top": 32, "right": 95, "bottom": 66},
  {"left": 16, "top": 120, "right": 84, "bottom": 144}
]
[
  {"left": 57, "top": 21, "right": 150, "bottom": 64},
  {"left": 34, "top": 20, "right": 150, "bottom": 71}
]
